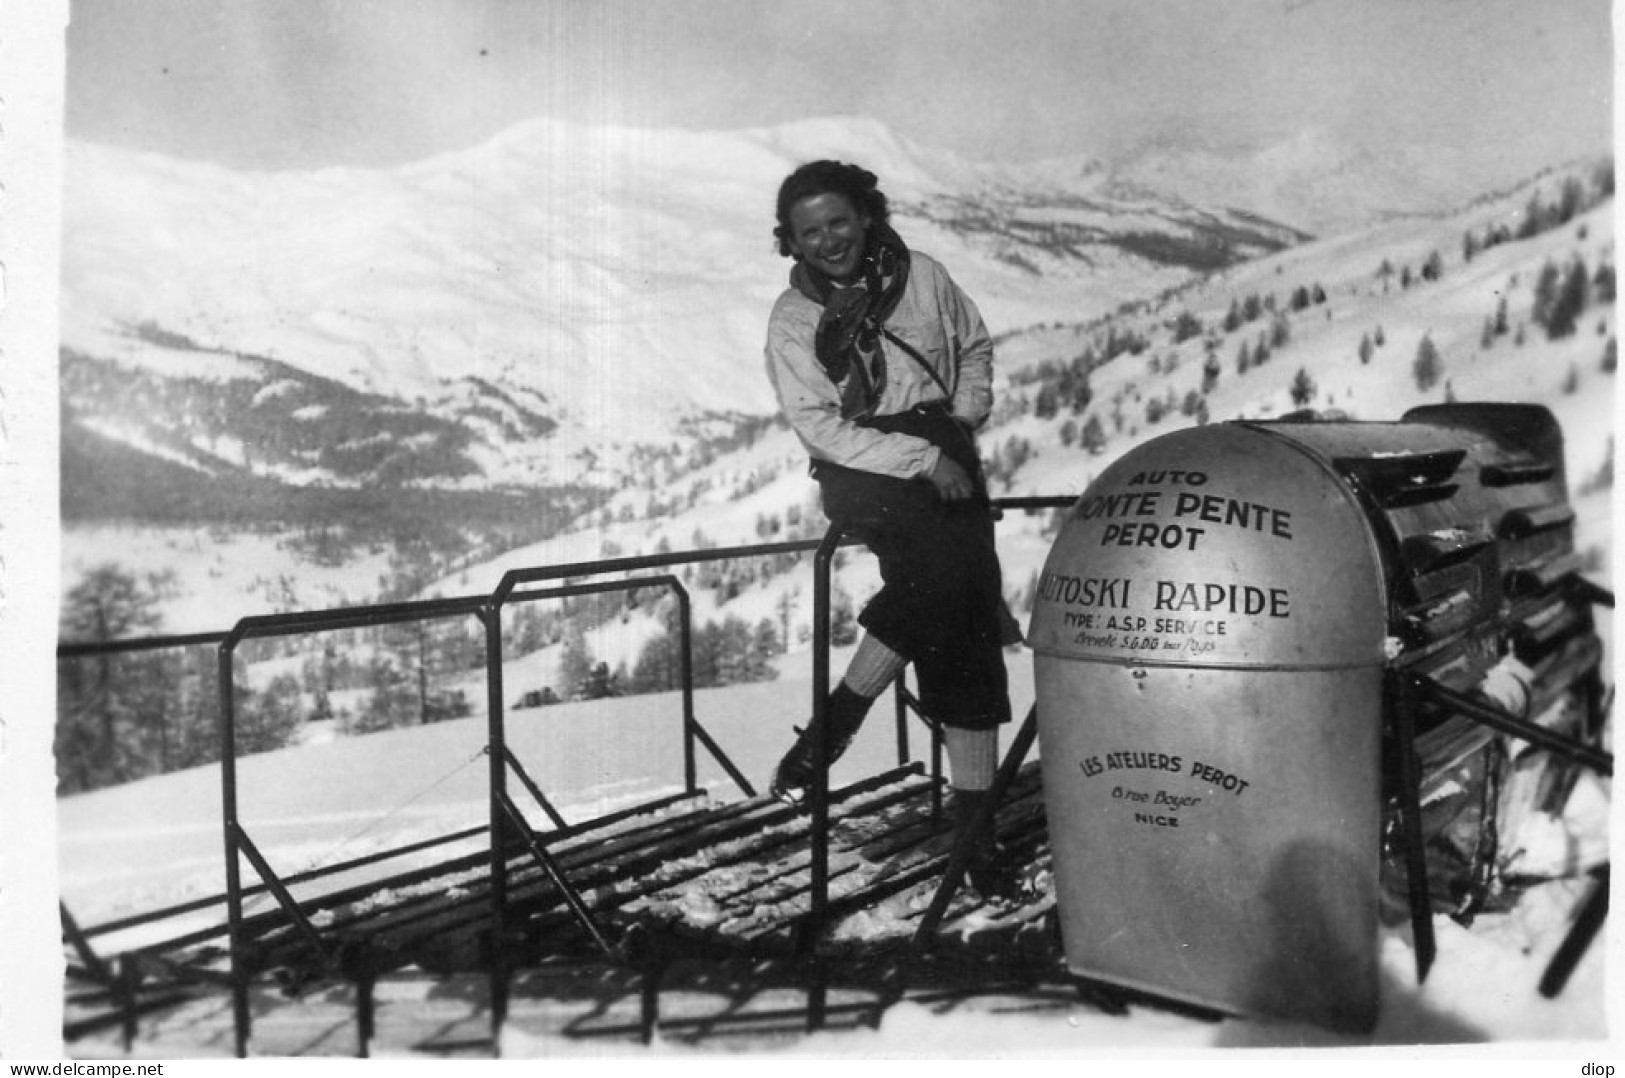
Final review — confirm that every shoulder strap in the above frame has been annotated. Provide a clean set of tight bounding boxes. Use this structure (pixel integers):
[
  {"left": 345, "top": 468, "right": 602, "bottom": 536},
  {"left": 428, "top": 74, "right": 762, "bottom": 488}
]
[{"left": 880, "top": 328, "right": 954, "bottom": 401}]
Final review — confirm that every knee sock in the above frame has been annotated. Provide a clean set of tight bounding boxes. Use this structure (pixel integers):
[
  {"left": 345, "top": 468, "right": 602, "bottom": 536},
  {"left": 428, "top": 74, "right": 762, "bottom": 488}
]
[
  {"left": 840, "top": 633, "right": 907, "bottom": 698},
  {"left": 944, "top": 726, "right": 998, "bottom": 791}
]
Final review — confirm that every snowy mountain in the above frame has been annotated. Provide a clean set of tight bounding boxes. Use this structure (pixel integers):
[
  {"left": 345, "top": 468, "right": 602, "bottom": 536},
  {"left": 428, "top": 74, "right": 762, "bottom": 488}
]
[
  {"left": 60, "top": 116, "right": 1302, "bottom": 502},
  {"left": 58, "top": 116, "right": 1614, "bottom": 635},
  {"left": 1112, "top": 127, "right": 1553, "bottom": 236}
]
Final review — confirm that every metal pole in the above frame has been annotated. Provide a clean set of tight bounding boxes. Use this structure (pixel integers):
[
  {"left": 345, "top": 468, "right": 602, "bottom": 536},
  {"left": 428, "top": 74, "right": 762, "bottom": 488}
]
[
  {"left": 1390, "top": 671, "right": 1437, "bottom": 982},
  {"left": 893, "top": 674, "right": 910, "bottom": 768},
  {"left": 481, "top": 606, "right": 510, "bottom": 1045},
  {"left": 805, "top": 526, "right": 842, "bottom": 1032},
  {"left": 1408, "top": 673, "right": 1614, "bottom": 776},
  {"left": 217, "top": 641, "right": 250, "bottom": 1058},
  {"left": 494, "top": 789, "right": 614, "bottom": 954},
  {"left": 930, "top": 726, "right": 944, "bottom": 818},
  {"left": 1539, "top": 862, "right": 1610, "bottom": 998},
  {"left": 677, "top": 586, "right": 697, "bottom": 793}
]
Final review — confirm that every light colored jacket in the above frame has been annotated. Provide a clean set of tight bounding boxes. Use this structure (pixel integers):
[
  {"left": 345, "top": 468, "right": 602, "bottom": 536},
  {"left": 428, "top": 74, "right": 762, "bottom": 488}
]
[{"left": 764, "top": 251, "right": 994, "bottom": 479}]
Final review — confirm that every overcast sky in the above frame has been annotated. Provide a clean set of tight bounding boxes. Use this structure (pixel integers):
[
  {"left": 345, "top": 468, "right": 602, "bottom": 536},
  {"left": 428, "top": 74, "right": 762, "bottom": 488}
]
[{"left": 63, "top": 0, "right": 1615, "bottom": 175}]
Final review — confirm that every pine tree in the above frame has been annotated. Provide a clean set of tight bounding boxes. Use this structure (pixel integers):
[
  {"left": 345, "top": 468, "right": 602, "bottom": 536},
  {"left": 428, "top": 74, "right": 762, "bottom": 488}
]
[
  {"left": 630, "top": 608, "right": 684, "bottom": 694},
  {"left": 1557, "top": 176, "right": 1586, "bottom": 224},
  {"left": 1081, "top": 414, "right": 1107, "bottom": 454},
  {"left": 1594, "top": 262, "right": 1616, "bottom": 304},
  {"left": 355, "top": 654, "right": 415, "bottom": 733},
  {"left": 1202, "top": 352, "right": 1221, "bottom": 394},
  {"left": 558, "top": 621, "right": 597, "bottom": 698},
  {"left": 1517, "top": 192, "right": 1547, "bottom": 239},
  {"left": 1172, "top": 309, "right": 1204, "bottom": 343},
  {"left": 1545, "top": 258, "right": 1590, "bottom": 340},
  {"left": 240, "top": 674, "right": 305, "bottom": 754},
  {"left": 1270, "top": 312, "right": 1291, "bottom": 350},
  {"left": 1358, "top": 333, "right": 1374, "bottom": 365},
  {"left": 1035, "top": 383, "right": 1061, "bottom": 420},
  {"left": 1412, "top": 334, "right": 1443, "bottom": 391},
  {"left": 1532, "top": 259, "right": 1563, "bottom": 329},
  {"left": 1290, "top": 368, "right": 1316, "bottom": 407},
  {"left": 830, "top": 585, "right": 859, "bottom": 647},
  {"left": 56, "top": 564, "right": 174, "bottom": 792}
]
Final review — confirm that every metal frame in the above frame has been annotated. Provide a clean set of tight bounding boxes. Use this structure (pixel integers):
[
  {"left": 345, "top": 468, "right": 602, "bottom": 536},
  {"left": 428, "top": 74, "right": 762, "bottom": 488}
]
[
  {"left": 216, "top": 594, "right": 491, "bottom": 1056},
  {"left": 1384, "top": 577, "right": 1615, "bottom": 987},
  {"left": 59, "top": 497, "right": 1080, "bottom": 1052},
  {"left": 480, "top": 565, "right": 774, "bottom": 1037}
]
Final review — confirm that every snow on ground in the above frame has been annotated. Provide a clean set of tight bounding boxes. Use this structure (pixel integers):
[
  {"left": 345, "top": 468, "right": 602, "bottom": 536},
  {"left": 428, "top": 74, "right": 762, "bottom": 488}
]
[{"left": 55, "top": 630, "right": 1614, "bottom": 1057}]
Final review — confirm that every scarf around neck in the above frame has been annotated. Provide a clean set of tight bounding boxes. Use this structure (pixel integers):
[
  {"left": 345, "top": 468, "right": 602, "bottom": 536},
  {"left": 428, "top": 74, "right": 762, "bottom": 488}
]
[{"left": 788, "top": 222, "right": 911, "bottom": 419}]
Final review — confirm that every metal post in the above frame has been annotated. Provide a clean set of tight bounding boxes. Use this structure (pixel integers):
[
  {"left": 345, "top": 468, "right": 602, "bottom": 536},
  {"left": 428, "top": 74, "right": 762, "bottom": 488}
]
[
  {"left": 481, "top": 606, "right": 510, "bottom": 1045},
  {"left": 116, "top": 957, "right": 138, "bottom": 1053},
  {"left": 217, "top": 642, "right": 251, "bottom": 1058},
  {"left": 676, "top": 586, "right": 697, "bottom": 793},
  {"left": 805, "top": 526, "right": 842, "bottom": 1032},
  {"left": 1539, "top": 862, "right": 1610, "bottom": 998},
  {"left": 893, "top": 674, "right": 910, "bottom": 767},
  {"left": 1406, "top": 673, "right": 1613, "bottom": 776},
  {"left": 1389, "top": 671, "right": 1437, "bottom": 982},
  {"left": 930, "top": 726, "right": 944, "bottom": 818},
  {"left": 494, "top": 789, "right": 613, "bottom": 954},
  {"left": 356, "top": 972, "right": 375, "bottom": 1058}
]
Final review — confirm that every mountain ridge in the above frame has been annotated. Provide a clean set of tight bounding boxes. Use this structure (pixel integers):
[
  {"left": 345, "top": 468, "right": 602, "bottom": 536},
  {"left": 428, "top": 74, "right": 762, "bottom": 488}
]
[{"left": 59, "top": 116, "right": 1605, "bottom": 511}]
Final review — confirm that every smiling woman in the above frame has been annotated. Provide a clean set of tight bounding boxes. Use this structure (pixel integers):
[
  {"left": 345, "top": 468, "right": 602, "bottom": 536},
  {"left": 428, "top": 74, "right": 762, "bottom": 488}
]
[{"left": 758, "top": 158, "right": 1028, "bottom": 897}]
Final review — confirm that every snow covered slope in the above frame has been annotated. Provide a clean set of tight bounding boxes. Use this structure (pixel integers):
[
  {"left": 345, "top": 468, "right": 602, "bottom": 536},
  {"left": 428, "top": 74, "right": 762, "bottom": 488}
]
[{"left": 59, "top": 116, "right": 1301, "bottom": 494}]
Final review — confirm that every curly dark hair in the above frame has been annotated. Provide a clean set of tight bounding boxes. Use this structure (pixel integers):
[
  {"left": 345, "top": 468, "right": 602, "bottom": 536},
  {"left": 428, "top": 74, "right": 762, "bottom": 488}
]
[{"left": 772, "top": 160, "right": 890, "bottom": 258}]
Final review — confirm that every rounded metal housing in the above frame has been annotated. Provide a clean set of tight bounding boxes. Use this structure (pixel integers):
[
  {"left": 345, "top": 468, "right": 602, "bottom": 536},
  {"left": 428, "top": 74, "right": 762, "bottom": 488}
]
[{"left": 1031, "top": 421, "right": 1390, "bottom": 1031}]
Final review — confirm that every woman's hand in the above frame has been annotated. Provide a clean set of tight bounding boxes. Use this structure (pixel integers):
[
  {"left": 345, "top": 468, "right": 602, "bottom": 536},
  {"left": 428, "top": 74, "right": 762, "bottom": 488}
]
[{"left": 927, "top": 455, "right": 976, "bottom": 501}]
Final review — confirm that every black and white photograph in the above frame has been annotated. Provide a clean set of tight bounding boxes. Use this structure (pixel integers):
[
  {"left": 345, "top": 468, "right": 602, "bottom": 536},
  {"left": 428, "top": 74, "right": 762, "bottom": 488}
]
[{"left": 0, "top": 0, "right": 1616, "bottom": 1062}]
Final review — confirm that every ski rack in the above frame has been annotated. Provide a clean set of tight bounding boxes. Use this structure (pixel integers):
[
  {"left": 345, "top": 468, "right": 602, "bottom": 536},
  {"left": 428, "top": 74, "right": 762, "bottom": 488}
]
[{"left": 56, "top": 498, "right": 1080, "bottom": 1055}]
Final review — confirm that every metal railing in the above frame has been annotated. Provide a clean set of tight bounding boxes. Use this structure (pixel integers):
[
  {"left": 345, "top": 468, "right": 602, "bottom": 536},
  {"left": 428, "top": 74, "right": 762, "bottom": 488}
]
[
  {"left": 56, "top": 495, "right": 1079, "bottom": 1053},
  {"left": 215, "top": 594, "right": 493, "bottom": 1055}
]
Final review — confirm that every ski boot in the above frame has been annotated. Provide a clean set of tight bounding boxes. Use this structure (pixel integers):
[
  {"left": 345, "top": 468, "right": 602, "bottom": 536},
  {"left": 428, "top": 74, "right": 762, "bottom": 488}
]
[
  {"left": 769, "top": 685, "right": 872, "bottom": 806},
  {"left": 950, "top": 787, "right": 1025, "bottom": 904}
]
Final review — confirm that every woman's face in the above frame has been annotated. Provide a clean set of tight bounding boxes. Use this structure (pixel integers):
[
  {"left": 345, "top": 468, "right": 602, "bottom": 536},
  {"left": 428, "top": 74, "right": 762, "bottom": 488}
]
[{"left": 786, "top": 192, "right": 871, "bottom": 283}]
